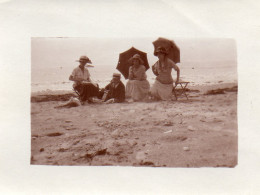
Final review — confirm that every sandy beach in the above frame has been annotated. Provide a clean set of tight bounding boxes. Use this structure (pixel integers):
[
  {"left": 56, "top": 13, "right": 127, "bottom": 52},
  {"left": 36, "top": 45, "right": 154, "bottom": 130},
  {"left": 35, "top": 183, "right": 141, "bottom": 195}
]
[{"left": 31, "top": 82, "right": 237, "bottom": 167}]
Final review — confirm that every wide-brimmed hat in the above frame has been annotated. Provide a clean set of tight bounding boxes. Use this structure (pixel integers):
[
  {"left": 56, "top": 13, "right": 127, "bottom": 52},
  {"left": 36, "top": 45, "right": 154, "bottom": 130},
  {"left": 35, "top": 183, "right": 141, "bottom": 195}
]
[
  {"left": 128, "top": 54, "right": 144, "bottom": 64},
  {"left": 113, "top": 73, "right": 121, "bottom": 78},
  {"left": 76, "top": 56, "right": 92, "bottom": 64},
  {"left": 154, "top": 46, "right": 168, "bottom": 56}
]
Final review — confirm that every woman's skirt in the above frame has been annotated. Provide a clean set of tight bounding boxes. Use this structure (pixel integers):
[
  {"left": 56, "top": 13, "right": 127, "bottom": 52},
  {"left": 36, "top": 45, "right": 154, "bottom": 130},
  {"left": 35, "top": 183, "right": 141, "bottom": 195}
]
[
  {"left": 74, "top": 83, "right": 99, "bottom": 102},
  {"left": 126, "top": 80, "right": 150, "bottom": 101},
  {"left": 151, "top": 80, "right": 173, "bottom": 100}
]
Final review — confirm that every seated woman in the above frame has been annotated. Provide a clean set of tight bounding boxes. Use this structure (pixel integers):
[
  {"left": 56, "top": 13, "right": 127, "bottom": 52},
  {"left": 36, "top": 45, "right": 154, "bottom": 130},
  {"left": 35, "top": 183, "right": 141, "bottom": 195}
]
[
  {"left": 69, "top": 55, "right": 99, "bottom": 104},
  {"left": 151, "top": 47, "right": 180, "bottom": 100},
  {"left": 99, "top": 73, "right": 125, "bottom": 103},
  {"left": 125, "top": 54, "right": 150, "bottom": 101}
]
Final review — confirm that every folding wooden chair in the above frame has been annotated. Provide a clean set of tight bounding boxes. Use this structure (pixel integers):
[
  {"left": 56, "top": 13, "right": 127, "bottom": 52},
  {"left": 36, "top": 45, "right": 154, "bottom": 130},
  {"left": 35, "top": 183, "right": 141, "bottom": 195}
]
[{"left": 172, "top": 81, "right": 190, "bottom": 100}]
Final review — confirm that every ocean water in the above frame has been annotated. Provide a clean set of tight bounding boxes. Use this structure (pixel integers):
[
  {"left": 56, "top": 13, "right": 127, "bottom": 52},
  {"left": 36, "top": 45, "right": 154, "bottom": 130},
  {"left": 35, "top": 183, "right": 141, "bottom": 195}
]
[{"left": 31, "top": 60, "right": 237, "bottom": 93}]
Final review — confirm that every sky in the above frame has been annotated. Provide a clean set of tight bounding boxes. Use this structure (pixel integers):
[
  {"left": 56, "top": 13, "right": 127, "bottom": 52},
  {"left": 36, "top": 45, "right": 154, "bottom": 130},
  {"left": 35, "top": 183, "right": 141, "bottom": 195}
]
[{"left": 31, "top": 37, "right": 237, "bottom": 70}]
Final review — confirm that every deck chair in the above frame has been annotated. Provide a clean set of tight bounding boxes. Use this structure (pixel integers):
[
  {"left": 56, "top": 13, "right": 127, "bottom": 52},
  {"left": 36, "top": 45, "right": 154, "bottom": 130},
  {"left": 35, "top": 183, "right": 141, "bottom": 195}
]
[{"left": 172, "top": 81, "right": 190, "bottom": 100}]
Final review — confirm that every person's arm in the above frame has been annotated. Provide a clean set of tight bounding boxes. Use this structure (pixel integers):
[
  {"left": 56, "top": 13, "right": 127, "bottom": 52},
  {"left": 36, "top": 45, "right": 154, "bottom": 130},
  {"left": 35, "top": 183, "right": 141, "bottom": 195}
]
[
  {"left": 128, "top": 66, "right": 134, "bottom": 80},
  {"left": 87, "top": 73, "right": 92, "bottom": 82},
  {"left": 152, "top": 61, "right": 159, "bottom": 76},
  {"left": 172, "top": 62, "right": 180, "bottom": 84},
  {"left": 69, "top": 69, "right": 84, "bottom": 83},
  {"left": 69, "top": 75, "right": 84, "bottom": 82}
]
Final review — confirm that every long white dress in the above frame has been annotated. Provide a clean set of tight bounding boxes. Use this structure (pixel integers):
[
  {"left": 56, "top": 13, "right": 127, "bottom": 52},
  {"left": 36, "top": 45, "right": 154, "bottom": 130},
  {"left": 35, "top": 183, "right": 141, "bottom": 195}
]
[{"left": 126, "top": 65, "right": 150, "bottom": 101}]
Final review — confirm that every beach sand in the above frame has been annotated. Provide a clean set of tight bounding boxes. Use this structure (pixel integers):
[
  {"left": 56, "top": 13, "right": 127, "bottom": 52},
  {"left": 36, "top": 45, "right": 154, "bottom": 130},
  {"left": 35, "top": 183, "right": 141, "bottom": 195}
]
[{"left": 31, "top": 83, "right": 237, "bottom": 167}]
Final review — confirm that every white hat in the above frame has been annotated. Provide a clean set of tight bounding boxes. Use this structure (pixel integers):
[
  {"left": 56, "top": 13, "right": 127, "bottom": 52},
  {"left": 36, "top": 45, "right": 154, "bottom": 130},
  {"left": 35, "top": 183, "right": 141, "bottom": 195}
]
[
  {"left": 128, "top": 54, "right": 144, "bottom": 64},
  {"left": 76, "top": 56, "right": 92, "bottom": 64}
]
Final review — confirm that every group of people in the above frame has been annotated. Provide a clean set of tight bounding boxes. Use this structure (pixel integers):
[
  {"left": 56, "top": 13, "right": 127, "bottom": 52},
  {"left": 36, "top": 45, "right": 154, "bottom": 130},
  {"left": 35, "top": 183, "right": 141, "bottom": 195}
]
[{"left": 69, "top": 46, "right": 180, "bottom": 105}]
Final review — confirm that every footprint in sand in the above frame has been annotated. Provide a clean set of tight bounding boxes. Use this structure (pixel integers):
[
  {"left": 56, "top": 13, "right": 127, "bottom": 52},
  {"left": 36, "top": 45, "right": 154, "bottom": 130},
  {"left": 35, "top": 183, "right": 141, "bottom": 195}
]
[{"left": 46, "top": 132, "right": 63, "bottom": 137}]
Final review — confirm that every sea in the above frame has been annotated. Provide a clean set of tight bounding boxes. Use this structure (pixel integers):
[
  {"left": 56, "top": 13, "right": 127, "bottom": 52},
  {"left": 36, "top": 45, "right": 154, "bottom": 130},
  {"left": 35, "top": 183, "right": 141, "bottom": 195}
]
[
  {"left": 31, "top": 38, "right": 237, "bottom": 94},
  {"left": 31, "top": 61, "right": 237, "bottom": 94}
]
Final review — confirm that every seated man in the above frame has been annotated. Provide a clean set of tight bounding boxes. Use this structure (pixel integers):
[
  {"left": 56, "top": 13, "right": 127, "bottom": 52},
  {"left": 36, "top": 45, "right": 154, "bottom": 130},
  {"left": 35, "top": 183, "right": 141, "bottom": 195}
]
[
  {"left": 99, "top": 73, "right": 125, "bottom": 103},
  {"left": 69, "top": 55, "right": 99, "bottom": 104}
]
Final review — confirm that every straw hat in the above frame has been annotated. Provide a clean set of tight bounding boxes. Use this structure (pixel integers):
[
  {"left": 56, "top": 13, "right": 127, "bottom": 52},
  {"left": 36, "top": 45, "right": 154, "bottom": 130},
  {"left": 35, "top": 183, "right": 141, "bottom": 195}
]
[
  {"left": 76, "top": 56, "right": 92, "bottom": 64},
  {"left": 154, "top": 46, "right": 168, "bottom": 56},
  {"left": 113, "top": 73, "right": 121, "bottom": 78},
  {"left": 128, "top": 54, "right": 144, "bottom": 64}
]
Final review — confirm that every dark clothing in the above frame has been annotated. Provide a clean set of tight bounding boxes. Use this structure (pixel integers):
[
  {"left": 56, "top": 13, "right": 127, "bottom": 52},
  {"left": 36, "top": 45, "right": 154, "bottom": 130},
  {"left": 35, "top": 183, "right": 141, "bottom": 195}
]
[
  {"left": 74, "top": 83, "right": 99, "bottom": 102},
  {"left": 102, "top": 81, "right": 125, "bottom": 103}
]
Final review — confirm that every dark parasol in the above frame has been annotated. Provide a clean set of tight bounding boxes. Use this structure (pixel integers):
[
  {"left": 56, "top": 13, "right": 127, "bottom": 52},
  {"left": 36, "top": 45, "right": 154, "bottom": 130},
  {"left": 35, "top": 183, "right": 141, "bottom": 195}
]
[
  {"left": 152, "top": 37, "right": 180, "bottom": 63},
  {"left": 116, "top": 47, "right": 149, "bottom": 79}
]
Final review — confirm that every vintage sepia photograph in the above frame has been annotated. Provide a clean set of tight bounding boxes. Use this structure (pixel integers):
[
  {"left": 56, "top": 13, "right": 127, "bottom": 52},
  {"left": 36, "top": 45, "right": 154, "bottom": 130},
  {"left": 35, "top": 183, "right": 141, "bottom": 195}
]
[
  {"left": 2, "top": 0, "right": 260, "bottom": 194},
  {"left": 31, "top": 37, "right": 237, "bottom": 167}
]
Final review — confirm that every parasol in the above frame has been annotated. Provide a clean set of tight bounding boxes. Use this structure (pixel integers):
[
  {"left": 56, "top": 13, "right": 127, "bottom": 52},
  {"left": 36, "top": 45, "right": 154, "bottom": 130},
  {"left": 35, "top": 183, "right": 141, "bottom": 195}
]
[
  {"left": 116, "top": 47, "right": 149, "bottom": 79},
  {"left": 152, "top": 37, "right": 180, "bottom": 63}
]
